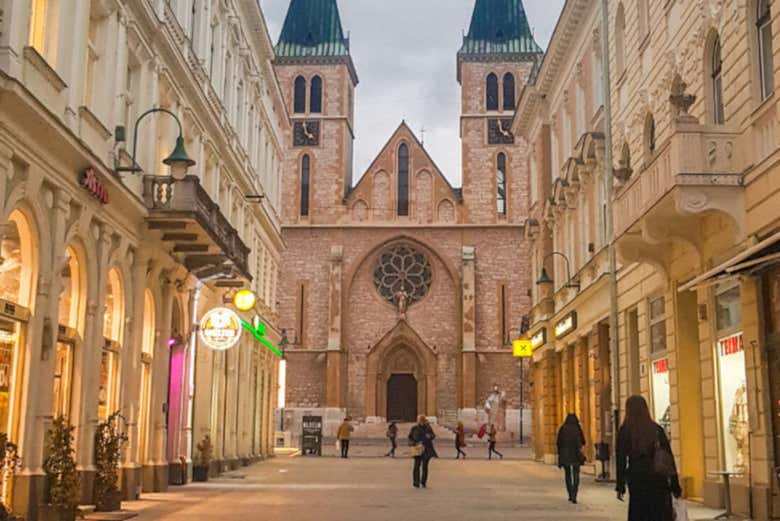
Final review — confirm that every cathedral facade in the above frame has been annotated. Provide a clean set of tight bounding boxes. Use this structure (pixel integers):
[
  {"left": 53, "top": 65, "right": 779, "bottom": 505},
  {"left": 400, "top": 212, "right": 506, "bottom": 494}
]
[{"left": 275, "top": 0, "right": 541, "bottom": 436}]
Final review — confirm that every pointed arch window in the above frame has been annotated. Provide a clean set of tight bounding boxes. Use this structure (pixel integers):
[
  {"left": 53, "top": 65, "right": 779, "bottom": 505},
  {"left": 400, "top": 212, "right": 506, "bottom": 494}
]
[
  {"left": 503, "top": 73, "right": 516, "bottom": 110},
  {"left": 300, "top": 155, "right": 311, "bottom": 217},
  {"left": 711, "top": 35, "right": 725, "bottom": 124},
  {"left": 294, "top": 76, "right": 306, "bottom": 114},
  {"left": 398, "top": 144, "right": 409, "bottom": 216},
  {"left": 497, "top": 153, "right": 507, "bottom": 216},
  {"left": 310, "top": 76, "right": 323, "bottom": 113},
  {"left": 486, "top": 73, "right": 499, "bottom": 111},
  {"left": 758, "top": 0, "right": 774, "bottom": 99}
]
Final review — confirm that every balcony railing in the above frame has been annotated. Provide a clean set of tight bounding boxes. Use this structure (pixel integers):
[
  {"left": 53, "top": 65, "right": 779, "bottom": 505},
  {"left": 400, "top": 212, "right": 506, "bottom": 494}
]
[
  {"left": 142, "top": 175, "right": 251, "bottom": 281},
  {"left": 614, "top": 124, "right": 742, "bottom": 238}
]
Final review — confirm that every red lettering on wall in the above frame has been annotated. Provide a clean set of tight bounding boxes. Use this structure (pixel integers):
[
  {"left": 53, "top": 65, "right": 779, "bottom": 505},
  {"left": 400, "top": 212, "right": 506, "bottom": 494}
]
[
  {"left": 80, "top": 168, "right": 109, "bottom": 204},
  {"left": 653, "top": 358, "right": 669, "bottom": 374}
]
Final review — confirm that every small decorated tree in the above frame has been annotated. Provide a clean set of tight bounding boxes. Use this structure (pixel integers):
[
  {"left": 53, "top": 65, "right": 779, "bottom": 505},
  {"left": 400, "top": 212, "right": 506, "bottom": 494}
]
[
  {"left": 193, "top": 435, "right": 213, "bottom": 482},
  {"left": 93, "top": 412, "right": 127, "bottom": 512},
  {"left": 43, "top": 417, "right": 80, "bottom": 521},
  {"left": 0, "top": 432, "right": 22, "bottom": 521}
]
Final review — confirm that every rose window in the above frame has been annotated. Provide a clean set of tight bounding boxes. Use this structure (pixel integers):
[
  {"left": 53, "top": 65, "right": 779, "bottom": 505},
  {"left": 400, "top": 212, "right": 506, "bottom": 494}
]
[{"left": 373, "top": 245, "right": 433, "bottom": 306}]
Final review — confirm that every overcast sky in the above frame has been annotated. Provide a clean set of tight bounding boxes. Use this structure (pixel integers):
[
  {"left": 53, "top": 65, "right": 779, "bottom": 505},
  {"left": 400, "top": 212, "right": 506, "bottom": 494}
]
[{"left": 261, "top": 0, "right": 565, "bottom": 186}]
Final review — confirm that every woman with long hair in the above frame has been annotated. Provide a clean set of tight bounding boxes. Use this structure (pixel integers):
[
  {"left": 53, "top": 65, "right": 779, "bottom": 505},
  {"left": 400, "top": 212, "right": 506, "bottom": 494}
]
[
  {"left": 557, "top": 413, "right": 586, "bottom": 503},
  {"left": 616, "top": 395, "right": 682, "bottom": 521},
  {"left": 408, "top": 415, "right": 437, "bottom": 488}
]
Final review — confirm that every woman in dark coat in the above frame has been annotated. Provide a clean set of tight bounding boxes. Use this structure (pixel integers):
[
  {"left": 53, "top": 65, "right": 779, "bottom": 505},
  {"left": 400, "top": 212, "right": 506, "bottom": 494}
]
[
  {"left": 408, "top": 415, "right": 437, "bottom": 488},
  {"left": 616, "top": 395, "right": 682, "bottom": 521},
  {"left": 557, "top": 413, "right": 586, "bottom": 503}
]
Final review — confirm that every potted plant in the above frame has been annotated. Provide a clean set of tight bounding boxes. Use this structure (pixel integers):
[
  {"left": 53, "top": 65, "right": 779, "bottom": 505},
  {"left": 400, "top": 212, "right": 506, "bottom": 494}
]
[
  {"left": 193, "top": 435, "right": 212, "bottom": 482},
  {"left": 0, "top": 432, "right": 22, "bottom": 521},
  {"left": 93, "top": 412, "right": 128, "bottom": 512},
  {"left": 43, "top": 417, "right": 80, "bottom": 521}
]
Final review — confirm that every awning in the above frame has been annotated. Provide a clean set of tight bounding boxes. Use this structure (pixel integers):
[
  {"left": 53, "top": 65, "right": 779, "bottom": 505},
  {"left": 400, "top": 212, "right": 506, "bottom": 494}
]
[{"left": 679, "top": 230, "right": 780, "bottom": 292}]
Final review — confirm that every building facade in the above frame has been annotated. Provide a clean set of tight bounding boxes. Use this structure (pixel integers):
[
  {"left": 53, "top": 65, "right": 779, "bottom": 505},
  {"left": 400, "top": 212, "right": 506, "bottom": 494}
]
[
  {"left": 516, "top": 0, "right": 610, "bottom": 467},
  {"left": 523, "top": 0, "right": 780, "bottom": 518},
  {"left": 275, "top": 0, "right": 539, "bottom": 438},
  {"left": 0, "top": 0, "right": 285, "bottom": 518}
]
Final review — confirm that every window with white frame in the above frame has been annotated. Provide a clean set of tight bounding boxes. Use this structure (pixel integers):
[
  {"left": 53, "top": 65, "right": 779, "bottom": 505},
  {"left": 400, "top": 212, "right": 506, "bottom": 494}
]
[
  {"left": 576, "top": 83, "right": 586, "bottom": 139},
  {"left": 757, "top": 0, "right": 774, "bottom": 100},
  {"left": 83, "top": 14, "right": 103, "bottom": 111},
  {"left": 649, "top": 296, "right": 667, "bottom": 354}
]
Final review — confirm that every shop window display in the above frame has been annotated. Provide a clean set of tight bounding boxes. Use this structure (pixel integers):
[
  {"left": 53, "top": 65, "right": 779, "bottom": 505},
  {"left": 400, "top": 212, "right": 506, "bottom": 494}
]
[
  {"left": 651, "top": 358, "right": 671, "bottom": 437},
  {"left": 714, "top": 285, "right": 748, "bottom": 474}
]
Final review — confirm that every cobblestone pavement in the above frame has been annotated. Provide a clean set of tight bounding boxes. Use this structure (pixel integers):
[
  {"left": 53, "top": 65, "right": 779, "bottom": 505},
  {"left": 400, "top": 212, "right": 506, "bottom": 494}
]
[{"left": 125, "top": 449, "right": 727, "bottom": 521}]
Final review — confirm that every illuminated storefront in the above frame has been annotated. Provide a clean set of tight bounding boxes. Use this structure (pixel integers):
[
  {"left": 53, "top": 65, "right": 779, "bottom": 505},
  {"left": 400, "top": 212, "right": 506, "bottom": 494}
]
[{"left": 714, "top": 285, "right": 748, "bottom": 475}]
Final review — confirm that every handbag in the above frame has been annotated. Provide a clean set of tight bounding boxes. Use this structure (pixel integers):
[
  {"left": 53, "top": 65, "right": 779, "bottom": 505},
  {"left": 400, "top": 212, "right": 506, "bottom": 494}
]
[
  {"left": 408, "top": 444, "right": 424, "bottom": 458},
  {"left": 577, "top": 449, "right": 586, "bottom": 466},
  {"left": 672, "top": 498, "right": 689, "bottom": 521},
  {"left": 653, "top": 434, "right": 677, "bottom": 478}
]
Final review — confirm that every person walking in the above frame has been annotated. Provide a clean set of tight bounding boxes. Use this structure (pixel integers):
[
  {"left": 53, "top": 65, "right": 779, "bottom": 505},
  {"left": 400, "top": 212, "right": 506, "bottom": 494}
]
[
  {"left": 385, "top": 421, "right": 398, "bottom": 458},
  {"left": 487, "top": 423, "right": 503, "bottom": 460},
  {"left": 408, "top": 415, "right": 437, "bottom": 488},
  {"left": 557, "top": 413, "right": 586, "bottom": 504},
  {"left": 616, "top": 395, "right": 682, "bottom": 521},
  {"left": 337, "top": 417, "right": 353, "bottom": 459},
  {"left": 455, "top": 421, "right": 467, "bottom": 459}
]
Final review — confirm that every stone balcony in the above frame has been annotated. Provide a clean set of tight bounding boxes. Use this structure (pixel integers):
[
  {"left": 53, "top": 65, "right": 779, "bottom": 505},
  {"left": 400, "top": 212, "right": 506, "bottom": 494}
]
[
  {"left": 142, "top": 175, "right": 251, "bottom": 284},
  {"left": 613, "top": 122, "right": 744, "bottom": 273}
]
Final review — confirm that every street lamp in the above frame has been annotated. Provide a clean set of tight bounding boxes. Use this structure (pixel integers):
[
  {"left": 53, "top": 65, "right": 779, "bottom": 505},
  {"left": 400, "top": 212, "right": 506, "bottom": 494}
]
[
  {"left": 536, "top": 252, "right": 580, "bottom": 291},
  {"left": 115, "top": 108, "right": 196, "bottom": 180}
]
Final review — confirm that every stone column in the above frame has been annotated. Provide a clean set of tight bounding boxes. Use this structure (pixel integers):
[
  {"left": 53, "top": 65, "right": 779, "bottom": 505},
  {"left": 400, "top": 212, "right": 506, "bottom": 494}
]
[
  {"left": 326, "top": 245, "right": 343, "bottom": 408},
  {"left": 574, "top": 335, "right": 592, "bottom": 459},
  {"left": 461, "top": 247, "right": 477, "bottom": 409},
  {"left": 75, "top": 222, "right": 113, "bottom": 504},
  {"left": 144, "top": 271, "right": 173, "bottom": 492},
  {"left": 120, "top": 247, "right": 149, "bottom": 499},
  {"left": 541, "top": 349, "right": 559, "bottom": 463}
]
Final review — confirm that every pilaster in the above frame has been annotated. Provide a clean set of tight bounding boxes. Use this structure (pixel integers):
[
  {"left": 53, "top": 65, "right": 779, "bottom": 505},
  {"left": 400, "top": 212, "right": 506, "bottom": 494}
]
[
  {"left": 326, "top": 246, "right": 343, "bottom": 408},
  {"left": 461, "top": 246, "right": 477, "bottom": 408}
]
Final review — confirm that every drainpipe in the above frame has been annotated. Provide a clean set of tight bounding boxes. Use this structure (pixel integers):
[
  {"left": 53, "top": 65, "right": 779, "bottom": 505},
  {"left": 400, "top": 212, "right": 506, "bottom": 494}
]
[{"left": 600, "top": 0, "right": 621, "bottom": 473}]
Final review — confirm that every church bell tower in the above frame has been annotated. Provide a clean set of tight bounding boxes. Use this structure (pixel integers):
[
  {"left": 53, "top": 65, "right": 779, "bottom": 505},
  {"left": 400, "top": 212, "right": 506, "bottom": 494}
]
[
  {"left": 275, "top": 0, "right": 358, "bottom": 225},
  {"left": 458, "top": 0, "right": 542, "bottom": 225}
]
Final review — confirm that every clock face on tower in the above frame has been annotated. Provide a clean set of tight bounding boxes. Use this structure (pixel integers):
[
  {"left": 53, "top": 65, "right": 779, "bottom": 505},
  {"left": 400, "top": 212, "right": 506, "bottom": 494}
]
[
  {"left": 293, "top": 121, "right": 320, "bottom": 147},
  {"left": 487, "top": 118, "right": 515, "bottom": 145}
]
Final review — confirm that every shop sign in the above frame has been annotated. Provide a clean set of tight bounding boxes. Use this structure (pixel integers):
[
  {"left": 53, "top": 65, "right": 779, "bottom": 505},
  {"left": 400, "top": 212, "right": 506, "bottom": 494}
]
[
  {"left": 530, "top": 328, "right": 547, "bottom": 350},
  {"left": 555, "top": 312, "right": 578, "bottom": 339},
  {"left": 199, "top": 307, "right": 242, "bottom": 351},
  {"left": 718, "top": 333, "right": 744, "bottom": 357},
  {"left": 512, "top": 339, "right": 533, "bottom": 358},
  {"left": 233, "top": 289, "right": 256, "bottom": 311},
  {"left": 241, "top": 317, "right": 283, "bottom": 358},
  {"left": 80, "top": 168, "right": 109, "bottom": 204},
  {"left": 652, "top": 358, "right": 669, "bottom": 374}
]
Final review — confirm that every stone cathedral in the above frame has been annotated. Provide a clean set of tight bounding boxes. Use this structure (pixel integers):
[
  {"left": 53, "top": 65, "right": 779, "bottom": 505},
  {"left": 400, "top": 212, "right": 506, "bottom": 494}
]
[{"left": 275, "top": 0, "right": 541, "bottom": 436}]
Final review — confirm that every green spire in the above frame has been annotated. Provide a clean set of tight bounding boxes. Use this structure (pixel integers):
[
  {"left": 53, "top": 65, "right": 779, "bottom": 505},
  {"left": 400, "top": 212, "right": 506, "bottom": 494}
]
[
  {"left": 275, "top": 0, "right": 350, "bottom": 57},
  {"left": 460, "top": 0, "right": 542, "bottom": 55}
]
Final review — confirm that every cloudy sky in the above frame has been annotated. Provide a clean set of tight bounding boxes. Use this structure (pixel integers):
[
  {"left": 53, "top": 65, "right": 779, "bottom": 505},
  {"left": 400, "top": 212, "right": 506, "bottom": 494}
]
[{"left": 261, "top": 0, "right": 565, "bottom": 186}]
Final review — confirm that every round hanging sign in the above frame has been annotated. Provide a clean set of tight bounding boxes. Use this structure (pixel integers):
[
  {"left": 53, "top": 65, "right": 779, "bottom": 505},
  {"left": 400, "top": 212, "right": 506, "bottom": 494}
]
[
  {"left": 233, "top": 289, "right": 256, "bottom": 311},
  {"left": 199, "top": 307, "right": 242, "bottom": 351}
]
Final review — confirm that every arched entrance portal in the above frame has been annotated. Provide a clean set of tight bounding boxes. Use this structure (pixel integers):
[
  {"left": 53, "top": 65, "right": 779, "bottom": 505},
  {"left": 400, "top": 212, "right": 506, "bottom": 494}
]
[{"left": 366, "top": 321, "right": 437, "bottom": 419}]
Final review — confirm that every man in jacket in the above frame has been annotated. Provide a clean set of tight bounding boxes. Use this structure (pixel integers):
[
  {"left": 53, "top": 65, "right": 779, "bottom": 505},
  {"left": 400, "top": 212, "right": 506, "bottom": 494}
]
[{"left": 337, "top": 417, "right": 354, "bottom": 458}]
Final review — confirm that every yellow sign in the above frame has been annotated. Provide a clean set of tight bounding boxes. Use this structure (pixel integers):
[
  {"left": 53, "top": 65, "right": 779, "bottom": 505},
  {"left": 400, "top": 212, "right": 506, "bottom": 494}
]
[
  {"left": 512, "top": 339, "right": 533, "bottom": 358},
  {"left": 233, "top": 289, "right": 256, "bottom": 311},
  {"left": 199, "top": 307, "right": 242, "bottom": 351}
]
